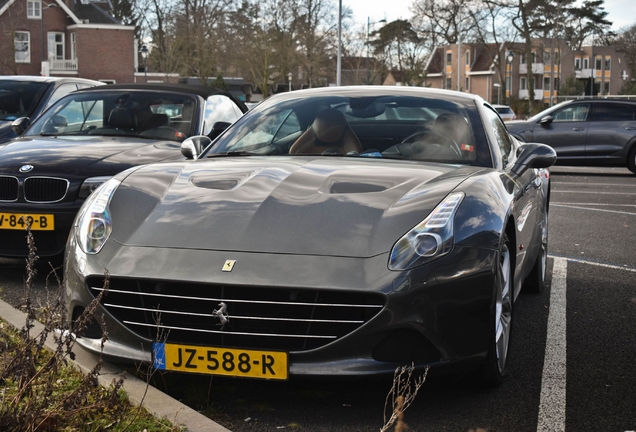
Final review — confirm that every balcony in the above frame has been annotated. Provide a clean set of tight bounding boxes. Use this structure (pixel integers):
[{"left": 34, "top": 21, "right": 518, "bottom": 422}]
[
  {"left": 575, "top": 69, "right": 593, "bottom": 79},
  {"left": 518, "top": 89, "right": 544, "bottom": 100},
  {"left": 49, "top": 59, "right": 78, "bottom": 73},
  {"left": 519, "top": 63, "right": 545, "bottom": 74}
]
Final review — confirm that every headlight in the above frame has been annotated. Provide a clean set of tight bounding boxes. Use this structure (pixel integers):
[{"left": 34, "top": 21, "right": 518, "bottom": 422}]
[
  {"left": 389, "top": 192, "right": 464, "bottom": 271},
  {"left": 79, "top": 176, "right": 113, "bottom": 198},
  {"left": 75, "top": 178, "right": 121, "bottom": 254}
]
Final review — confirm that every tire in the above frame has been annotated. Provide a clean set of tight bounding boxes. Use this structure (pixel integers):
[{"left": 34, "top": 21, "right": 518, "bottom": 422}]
[
  {"left": 477, "top": 235, "right": 513, "bottom": 387},
  {"left": 628, "top": 146, "right": 636, "bottom": 174},
  {"left": 523, "top": 211, "right": 548, "bottom": 294}
]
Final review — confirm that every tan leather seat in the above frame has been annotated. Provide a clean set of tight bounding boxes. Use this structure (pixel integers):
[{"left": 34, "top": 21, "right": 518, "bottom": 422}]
[{"left": 289, "top": 109, "right": 362, "bottom": 154}]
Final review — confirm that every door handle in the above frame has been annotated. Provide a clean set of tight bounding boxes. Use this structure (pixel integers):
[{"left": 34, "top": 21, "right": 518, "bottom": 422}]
[
  {"left": 572, "top": 127, "right": 585, "bottom": 131},
  {"left": 625, "top": 127, "right": 636, "bottom": 130}
]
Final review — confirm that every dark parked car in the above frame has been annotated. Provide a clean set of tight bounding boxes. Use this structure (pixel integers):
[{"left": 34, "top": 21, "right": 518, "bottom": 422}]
[
  {"left": 64, "top": 86, "right": 556, "bottom": 386},
  {"left": 506, "top": 98, "right": 636, "bottom": 174},
  {"left": 0, "top": 76, "right": 104, "bottom": 144},
  {"left": 0, "top": 83, "right": 247, "bottom": 259}
]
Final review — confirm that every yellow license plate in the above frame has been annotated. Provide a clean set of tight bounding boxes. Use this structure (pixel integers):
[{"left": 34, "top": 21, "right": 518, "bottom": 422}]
[
  {"left": 152, "top": 342, "right": 288, "bottom": 380},
  {"left": 0, "top": 213, "right": 54, "bottom": 230}
]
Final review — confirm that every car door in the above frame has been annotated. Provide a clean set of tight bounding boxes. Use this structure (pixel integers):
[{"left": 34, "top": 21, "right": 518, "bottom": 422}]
[
  {"left": 531, "top": 102, "right": 590, "bottom": 162},
  {"left": 585, "top": 102, "right": 636, "bottom": 162}
]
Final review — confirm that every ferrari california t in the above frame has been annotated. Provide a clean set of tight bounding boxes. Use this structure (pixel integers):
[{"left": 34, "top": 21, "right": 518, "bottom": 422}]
[{"left": 64, "top": 86, "right": 556, "bottom": 386}]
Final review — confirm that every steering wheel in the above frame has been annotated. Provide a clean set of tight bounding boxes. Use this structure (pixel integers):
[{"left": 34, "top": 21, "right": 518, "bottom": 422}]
[{"left": 400, "top": 130, "right": 462, "bottom": 158}]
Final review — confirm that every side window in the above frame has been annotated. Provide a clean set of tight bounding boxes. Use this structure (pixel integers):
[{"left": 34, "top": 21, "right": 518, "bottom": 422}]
[
  {"left": 46, "top": 84, "right": 79, "bottom": 109},
  {"left": 552, "top": 104, "right": 590, "bottom": 122},
  {"left": 203, "top": 95, "right": 240, "bottom": 135},
  {"left": 592, "top": 104, "right": 635, "bottom": 121},
  {"left": 484, "top": 106, "right": 513, "bottom": 165}
]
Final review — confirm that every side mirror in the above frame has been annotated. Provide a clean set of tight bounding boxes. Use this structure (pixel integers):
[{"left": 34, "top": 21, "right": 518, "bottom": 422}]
[
  {"left": 511, "top": 143, "right": 557, "bottom": 176},
  {"left": 11, "top": 117, "right": 31, "bottom": 136},
  {"left": 208, "top": 121, "right": 232, "bottom": 140},
  {"left": 180, "top": 135, "right": 212, "bottom": 160},
  {"left": 539, "top": 115, "right": 553, "bottom": 125},
  {"left": 50, "top": 114, "right": 68, "bottom": 127}
]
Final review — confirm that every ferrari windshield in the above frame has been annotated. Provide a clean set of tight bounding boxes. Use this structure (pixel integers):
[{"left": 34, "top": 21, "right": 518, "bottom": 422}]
[
  {"left": 0, "top": 80, "right": 48, "bottom": 121},
  {"left": 24, "top": 90, "right": 198, "bottom": 142},
  {"left": 207, "top": 90, "right": 490, "bottom": 165}
]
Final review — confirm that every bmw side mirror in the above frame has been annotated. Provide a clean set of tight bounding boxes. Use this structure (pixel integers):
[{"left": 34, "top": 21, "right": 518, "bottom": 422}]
[
  {"left": 540, "top": 115, "right": 553, "bottom": 125},
  {"left": 180, "top": 135, "right": 212, "bottom": 160},
  {"left": 11, "top": 117, "right": 31, "bottom": 136},
  {"left": 511, "top": 143, "right": 557, "bottom": 176}
]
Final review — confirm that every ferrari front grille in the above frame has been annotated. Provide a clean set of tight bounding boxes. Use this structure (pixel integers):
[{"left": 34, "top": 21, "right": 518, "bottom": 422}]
[
  {"left": 87, "top": 277, "right": 385, "bottom": 352},
  {"left": 24, "top": 177, "right": 69, "bottom": 203},
  {"left": 0, "top": 176, "right": 18, "bottom": 201}
]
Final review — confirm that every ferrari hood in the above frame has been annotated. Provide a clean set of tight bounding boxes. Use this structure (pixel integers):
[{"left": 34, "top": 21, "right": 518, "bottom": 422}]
[
  {"left": 0, "top": 136, "right": 183, "bottom": 177},
  {"left": 110, "top": 157, "right": 483, "bottom": 258}
]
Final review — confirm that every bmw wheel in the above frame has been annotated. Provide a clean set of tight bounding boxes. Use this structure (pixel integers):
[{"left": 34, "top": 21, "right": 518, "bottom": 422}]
[
  {"left": 628, "top": 146, "right": 636, "bottom": 174},
  {"left": 478, "top": 235, "right": 513, "bottom": 387}
]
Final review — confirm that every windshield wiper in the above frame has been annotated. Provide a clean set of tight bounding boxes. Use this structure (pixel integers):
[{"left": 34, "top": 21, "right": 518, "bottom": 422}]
[{"left": 207, "top": 151, "right": 255, "bottom": 157}]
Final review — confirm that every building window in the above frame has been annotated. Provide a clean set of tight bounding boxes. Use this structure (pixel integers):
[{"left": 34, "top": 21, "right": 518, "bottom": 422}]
[
  {"left": 575, "top": 58, "right": 581, "bottom": 70},
  {"left": 543, "top": 77, "right": 551, "bottom": 91},
  {"left": 27, "top": 0, "right": 41, "bottom": 18},
  {"left": 465, "top": 76, "right": 469, "bottom": 92},
  {"left": 520, "top": 54, "right": 526, "bottom": 64},
  {"left": 47, "top": 32, "right": 64, "bottom": 60},
  {"left": 605, "top": 57, "right": 611, "bottom": 71},
  {"left": 14, "top": 31, "right": 31, "bottom": 63},
  {"left": 595, "top": 57, "right": 602, "bottom": 70},
  {"left": 446, "top": 52, "right": 452, "bottom": 65},
  {"left": 543, "top": 50, "right": 551, "bottom": 65},
  {"left": 555, "top": 77, "right": 560, "bottom": 91},
  {"left": 583, "top": 58, "right": 589, "bottom": 69},
  {"left": 604, "top": 81, "right": 610, "bottom": 95},
  {"left": 70, "top": 33, "right": 77, "bottom": 60},
  {"left": 446, "top": 77, "right": 452, "bottom": 89},
  {"left": 505, "top": 76, "right": 511, "bottom": 93},
  {"left": 520, "top": 77, "right": 527, "bottom": 90},
  {"left": 465, "top": 51, "right": 469, "bottom": 66}
]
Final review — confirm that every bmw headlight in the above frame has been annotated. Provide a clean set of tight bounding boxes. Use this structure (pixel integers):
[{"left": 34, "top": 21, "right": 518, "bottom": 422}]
[
  {"left": 389, "top": 192, "right": 464, "bottom": 271},
  {"left": 75, "top": 177, "right": 121, "bottom": 254},
  {"left": 79, "top": 176, "right": 113, "bottom": 198}
]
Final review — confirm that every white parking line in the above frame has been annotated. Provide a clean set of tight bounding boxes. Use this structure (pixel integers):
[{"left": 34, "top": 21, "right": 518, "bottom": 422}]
[
  {"left": 537, "top": 257, "right": 567, "bottom": 432},
  {"left": 548, "top": 255, "right": 636, "bottom": 273},
  {"left": 552, "top": 203, "right": 636, "bottom": 207},
  {"left": 553, "top": 182, "right": 636, "bottom": 187},
  {"left": 551, "top": 204, "right": 636, "bottom": 216},
  {"left": 551, "top": 191, "right": 636, "bottom": 195}
]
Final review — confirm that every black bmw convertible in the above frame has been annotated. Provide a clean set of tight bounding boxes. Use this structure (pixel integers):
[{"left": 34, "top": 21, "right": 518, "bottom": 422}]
[{"left": 64, "top": 86, "right": 556, "bottom": 386}]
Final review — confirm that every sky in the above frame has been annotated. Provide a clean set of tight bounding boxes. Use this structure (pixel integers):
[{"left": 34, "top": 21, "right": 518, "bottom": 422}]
[{"left": 344, "top": 0, "right": 636, "bottom": 32}]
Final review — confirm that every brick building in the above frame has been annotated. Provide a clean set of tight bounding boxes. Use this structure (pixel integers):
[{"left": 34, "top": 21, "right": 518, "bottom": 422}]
[
  {"left": 1, "top": 0, "right": 135, "bottom": 83},
  {"left": 424, "top": 38, "right": 631, "bottom": 107}
]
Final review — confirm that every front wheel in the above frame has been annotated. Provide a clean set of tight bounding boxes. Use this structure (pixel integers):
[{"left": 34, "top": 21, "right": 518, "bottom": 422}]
[
  {"left": 524, "top": 212, "right": 548, "bottom": 293},
  {"left": 477, "top": 235, "right": 513, "bottom": 387}
]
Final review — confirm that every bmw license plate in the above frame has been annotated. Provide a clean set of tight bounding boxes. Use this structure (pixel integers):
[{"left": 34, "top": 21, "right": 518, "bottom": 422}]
[
  {"left": 0, "top": 213, "right": 54, "bottom": 230},
  {"left": 152, "top": 342, "right": 288, "bottom": 380}
]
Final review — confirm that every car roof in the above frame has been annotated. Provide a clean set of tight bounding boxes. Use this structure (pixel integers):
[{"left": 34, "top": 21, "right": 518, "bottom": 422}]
[
  {"left": 0, "top": 75, "right": 102, "bottom": 84},
  {"left": 74, "top": 83, "right": 248, "bottom": 111}
]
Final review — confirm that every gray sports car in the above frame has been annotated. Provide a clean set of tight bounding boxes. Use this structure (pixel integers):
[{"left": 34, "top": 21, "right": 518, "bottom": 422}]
[{"left": 64, "top": 86, "right": 556, "bottom": 386}]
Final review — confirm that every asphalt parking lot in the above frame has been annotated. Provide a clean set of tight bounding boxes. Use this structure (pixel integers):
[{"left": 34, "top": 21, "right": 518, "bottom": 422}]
[{"left": 1, "top": 165, "right": 635, "bottom": 431}]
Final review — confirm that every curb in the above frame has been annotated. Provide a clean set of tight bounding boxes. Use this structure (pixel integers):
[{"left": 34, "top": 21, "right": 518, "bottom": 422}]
[{"left": 0, "top": 298, "right": 231, "bottom": 432}]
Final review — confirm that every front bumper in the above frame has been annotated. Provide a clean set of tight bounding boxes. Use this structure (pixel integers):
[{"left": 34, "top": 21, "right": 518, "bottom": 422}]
[{"left": 64, "top": 236, "right": 498, "bottom": 377}]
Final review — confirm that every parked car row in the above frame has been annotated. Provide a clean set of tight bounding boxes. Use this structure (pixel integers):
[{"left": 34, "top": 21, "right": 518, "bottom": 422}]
[{"left": 3, "top": 76, "right": 632, "bottom": 387}]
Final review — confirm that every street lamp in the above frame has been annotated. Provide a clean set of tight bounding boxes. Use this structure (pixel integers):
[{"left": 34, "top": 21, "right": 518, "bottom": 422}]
[
  {"left": 337, "top": 0, "right": 342, "bottom": 86},
  {"left": 366, "top": 17, "right": 386, "bottom": 85},
  {"left": 139, "top": 44, "right": 149, "bottom": 83},
  {"left": 506, "top": 50, "right": 514, "bottom": 103},
  {"left": 40, "top": 2, "right": 58, "bottom": 75}
]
